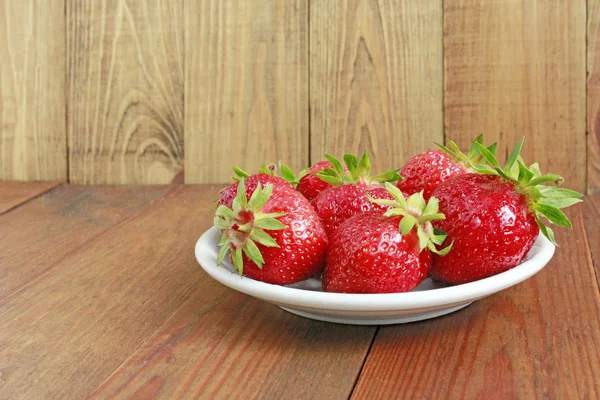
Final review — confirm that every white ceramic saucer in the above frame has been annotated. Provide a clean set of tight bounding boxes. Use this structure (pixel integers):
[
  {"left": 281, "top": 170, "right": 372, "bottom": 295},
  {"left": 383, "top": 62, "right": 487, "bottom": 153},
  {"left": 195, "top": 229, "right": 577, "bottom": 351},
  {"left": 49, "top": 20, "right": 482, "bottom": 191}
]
[{"left": 195, "top": 227, "right": 555, "bottom": 325}]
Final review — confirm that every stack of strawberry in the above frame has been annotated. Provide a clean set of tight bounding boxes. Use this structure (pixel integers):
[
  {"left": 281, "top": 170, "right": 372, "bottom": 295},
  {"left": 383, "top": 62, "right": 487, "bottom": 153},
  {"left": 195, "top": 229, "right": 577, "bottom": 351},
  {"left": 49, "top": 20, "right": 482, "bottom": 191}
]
[{"left": 213, "top": 137, "right": 582, "bottom": 294}]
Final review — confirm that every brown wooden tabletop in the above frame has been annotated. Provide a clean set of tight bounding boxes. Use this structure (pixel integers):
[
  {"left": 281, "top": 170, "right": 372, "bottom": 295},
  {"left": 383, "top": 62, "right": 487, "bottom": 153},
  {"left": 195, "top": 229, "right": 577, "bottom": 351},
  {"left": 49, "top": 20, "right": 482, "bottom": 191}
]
[{"left": 0, "top": 183, "right": 598, "bottom": 399}]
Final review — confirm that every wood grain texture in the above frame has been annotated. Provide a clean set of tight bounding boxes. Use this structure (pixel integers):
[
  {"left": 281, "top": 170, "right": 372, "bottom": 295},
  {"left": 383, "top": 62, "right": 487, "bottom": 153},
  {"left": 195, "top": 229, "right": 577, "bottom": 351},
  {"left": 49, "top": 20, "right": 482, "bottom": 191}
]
[
  {"left": 68, "top": 0, "right": 184, "bottom": 184},
  {"left": 0, "top": 0, "right": 66, "bottom": 180},
  {"left": 444, "top": 0, "right": 586, "bottom": 192},
  {"left": 0, "top": 185, "right": 171, "bottom": 300},
  {"left": 583, "top": 195, "right": 600, "bottom": 281},
  {"left": 351, "top": 205, "right": 600, "bottom": 399},
  {"left": 588, "top": 0, "right": 600, "bottom": 194},
  {"left": 310, "top": 0, "right": 443, "bottom": 170},
  {"left": 0, "top": 181, "right": 62, "bottom": 214},
  {"left": 90, "top": 282, "right": 375, "bottom": 399},
  {"left": 184, "top": 0, "right": 309, "bottom": 183},
  {"left": 0, "top": 185, "right": 219, "bottom": 399}
]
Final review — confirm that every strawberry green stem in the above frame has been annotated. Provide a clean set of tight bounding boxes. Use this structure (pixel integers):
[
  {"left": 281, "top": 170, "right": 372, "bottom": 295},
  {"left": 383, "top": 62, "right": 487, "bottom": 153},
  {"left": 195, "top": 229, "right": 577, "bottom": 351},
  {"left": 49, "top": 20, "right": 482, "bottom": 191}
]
[
  {"left": 315, "top": 151, "right": 402, "bottom": 187},
  {"left": 231, "top": 163, "right": 299, "bottom": 186},
  {"left": 472, "top": 137, "right": 583, "bottom": 246},
  {"left": 214, "top": 179, "right": 286, "bottom": 275},
  {"left": 435, "top": 134, "right": 498, "bottom": 170},
  {"left": 367, "top": 183, "right": 453, "bottom": 256}
]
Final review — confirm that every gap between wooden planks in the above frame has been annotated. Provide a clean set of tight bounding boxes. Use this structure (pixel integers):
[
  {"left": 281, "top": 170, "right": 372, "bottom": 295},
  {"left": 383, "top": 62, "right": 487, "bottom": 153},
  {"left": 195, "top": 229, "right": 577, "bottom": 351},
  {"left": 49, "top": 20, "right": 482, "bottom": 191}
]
[
  {"left": 0, "top": 181, "right": 63, "bottom": 215},
  {"left": 88, "top": 280, "right": 375, "bottom": 399},
  {"left": 81, "top": 186, "right": 375, "bottom": 399},
  {"left": 1, "top": 186, "right": 598, "bottom": 398},
  {"left": 0, "top": 184, "right": 191, "bottom": 398},
  {"left": 0, "top": 185, "right": 376, "bottom": 399},
  {"left": 350, "top": 203, "right": 600, "bottom": 399},
  {"left": 583, "top": 195, "right": 600, "bottom": 285},
  {"left": 0, "top": 184, "right": 176, "bottom": 301}
]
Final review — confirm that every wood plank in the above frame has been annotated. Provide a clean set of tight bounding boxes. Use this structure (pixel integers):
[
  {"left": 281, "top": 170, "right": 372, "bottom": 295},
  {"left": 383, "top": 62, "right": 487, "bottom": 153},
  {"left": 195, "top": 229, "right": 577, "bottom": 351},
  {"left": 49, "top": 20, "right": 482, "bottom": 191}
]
[
  {"left": 351, "top": 204, "right": 600, "bottom": 399},
  {"left": 89, "top": 277, "right": 375, "bottom": 399},
  {"left": 68, "top": 0, "right": 184, "bottom": 184},
  {"left": 583, "top": 195, "right": 600, "bottom": 281},
  {"left": 0, "top": 181, "right": 62, "bottom": 215},
  {"left": 444, "top": 0, "right": 586, "bottom": 192},
  {"left": 0, "top": 185, "right": 172, "bottom": 300},
  {"left": 588, "top": 0, "right": 600, "bottom": 194},
  {"left": 310, "top": 0, "right": 443, "bottom": 170},
  {"left": 0, "top": 0, "right": 66, "bottom": 180},
  {"left": 184, "top": 0, "right": 309, "bottom": 183},
  {"left": 0, "top": 185, "right": 221, "bottom": 399}
]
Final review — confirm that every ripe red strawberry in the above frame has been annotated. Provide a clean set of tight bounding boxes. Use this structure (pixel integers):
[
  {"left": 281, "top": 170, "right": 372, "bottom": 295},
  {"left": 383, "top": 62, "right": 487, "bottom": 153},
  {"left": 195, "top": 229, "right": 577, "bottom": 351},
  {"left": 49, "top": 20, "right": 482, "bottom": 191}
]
[
  {"left": 217, "top": 164, "right": 296, "bottom": 208},
  {"left": 323, "top": 184, "right": 452, "bottom": 293},
  {"left": 431, "top": 138, "right": 582, "bottom": 284},
  {"left": 297, "top": 159, "right": 348, "bottom": 201},
  {"left": 397, "top": 136, "right": 497, "bottom": 200},
  {"left": 311, "top": 151, "right": 402, "bottom": 236},
  {"left": 313, "top": 183, "right": 397, "bottom": 236},
  {"left": 214, "top": 178, "right": 328, "bottom": 285}
]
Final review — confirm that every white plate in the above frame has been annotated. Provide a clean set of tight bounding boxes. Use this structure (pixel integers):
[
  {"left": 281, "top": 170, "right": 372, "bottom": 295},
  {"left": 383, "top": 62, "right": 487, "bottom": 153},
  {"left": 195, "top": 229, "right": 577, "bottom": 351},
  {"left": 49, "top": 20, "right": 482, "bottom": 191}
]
[{"left": 195, "top": 227, "right": 555, "bottom": 325}]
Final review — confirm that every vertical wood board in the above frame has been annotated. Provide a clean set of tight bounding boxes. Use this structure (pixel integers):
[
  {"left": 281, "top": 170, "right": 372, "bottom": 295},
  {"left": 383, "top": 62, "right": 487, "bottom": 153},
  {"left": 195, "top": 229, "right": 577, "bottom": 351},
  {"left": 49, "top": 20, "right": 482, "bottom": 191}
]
[
  {"left": 68, "top": 0, "right": 184, "bottom": 183},
  {"left": 588, "top": 0, "right": 600, "bottom": 193},
  {"left": 444, "top": 0, "right": 586, "bottom": 192},
  {"left": 184, "top": 0, "right": 309, "bottom": 183},
  {"left": 310, "top": 0, "right": 443, "bottom": 171},
  {"left": 0, "top": 0, "right": 66, "bottom": 180}
]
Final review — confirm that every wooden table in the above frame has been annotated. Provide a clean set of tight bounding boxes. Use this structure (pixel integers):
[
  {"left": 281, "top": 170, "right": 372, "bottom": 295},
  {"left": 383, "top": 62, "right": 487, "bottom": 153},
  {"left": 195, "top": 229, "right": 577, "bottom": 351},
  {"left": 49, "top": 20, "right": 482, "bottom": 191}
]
[{"left": 0, "top": 183, "right": 599, "bottom": 399}]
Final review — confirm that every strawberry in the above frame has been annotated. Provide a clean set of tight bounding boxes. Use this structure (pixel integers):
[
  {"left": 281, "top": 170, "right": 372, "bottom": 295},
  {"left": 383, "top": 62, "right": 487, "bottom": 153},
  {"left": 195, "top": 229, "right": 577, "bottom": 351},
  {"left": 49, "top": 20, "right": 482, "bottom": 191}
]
[
  {"left": 297, "top": 159, "right": 348, "bottom": 201},
  {"left": 323, "top": 184, "right": 452, "bottom": 293},
  {"left": 217, "top": 164, "right": 297, "bottom": 208},
  {"left": 431, "top": 138, "right": 582, "bottom": 284},
  {"left": 313, "top": 184, "right": 396, "bottom": 236},
  {"left": 397, "top": 135, "right": 497, "bottom": 200},
  {"left": 311, "top": 151, "right": 402, "bottom": 236},
  {"left": 214, "top": 178, "right": 328, "bottom": 285}
]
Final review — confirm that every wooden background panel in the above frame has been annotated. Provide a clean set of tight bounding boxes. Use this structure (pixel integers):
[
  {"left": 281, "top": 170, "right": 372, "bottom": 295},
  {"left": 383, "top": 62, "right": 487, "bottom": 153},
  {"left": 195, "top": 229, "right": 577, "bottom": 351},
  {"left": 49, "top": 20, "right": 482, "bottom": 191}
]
[
  {"left": 310, "top": 0, "right": 443, "bottom": 171},
  {"left": 0, "top": 0, "right": 66, "bottom": 181},
  {"left": 444, "top": 0, "right": 586, "bottom": 192},
  {"left": 583, "top": 195, "right": 599, "bottom": 279},
  {"left": 185, "top": 0, "right": 309, "bottom": 183},
  {"left": 1, "top": 0, "right": 596, "bottom": 189},
  {"left": 68, "top": 0, "right": 184, "bottom": 184},
  {"left": 588, "top": 0, "right": 600, "bottom": 194}
]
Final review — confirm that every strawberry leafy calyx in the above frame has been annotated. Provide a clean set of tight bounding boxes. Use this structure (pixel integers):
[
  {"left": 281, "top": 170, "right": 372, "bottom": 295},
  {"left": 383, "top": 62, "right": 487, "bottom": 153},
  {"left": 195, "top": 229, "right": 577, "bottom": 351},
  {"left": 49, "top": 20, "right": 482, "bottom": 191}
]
[
  {"left": 314, "top": 151, "right": 402, "bottom": 187},
  {"left": 473, "top": 137, "right": 583, "bottom": 246},
  {"left": 213, "top": 179, "right": 286, "bottom": 275},
  {"left": 435, "top": 134, "right": 498, "bottom": 171},
  {"left": 231, "top": 162, "right": 300, "bottom": 186},
  {"left": 367, "top": 182, "right": 453, "bottom": 256}
]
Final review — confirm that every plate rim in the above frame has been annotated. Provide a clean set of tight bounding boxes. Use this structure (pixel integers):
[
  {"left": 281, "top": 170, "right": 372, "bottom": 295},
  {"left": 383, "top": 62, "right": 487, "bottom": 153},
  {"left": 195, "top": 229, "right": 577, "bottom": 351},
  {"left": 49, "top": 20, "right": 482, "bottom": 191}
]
[{"left": 195, "top": 227, "right": 555, "bottom": 312}]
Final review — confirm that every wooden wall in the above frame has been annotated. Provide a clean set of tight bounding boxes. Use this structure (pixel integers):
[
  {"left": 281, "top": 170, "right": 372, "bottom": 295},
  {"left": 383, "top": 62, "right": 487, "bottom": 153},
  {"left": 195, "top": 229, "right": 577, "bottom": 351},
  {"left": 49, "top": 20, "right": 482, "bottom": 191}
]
[{"left": 0, "top": 0, "right": 597, "bottom": 193}]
